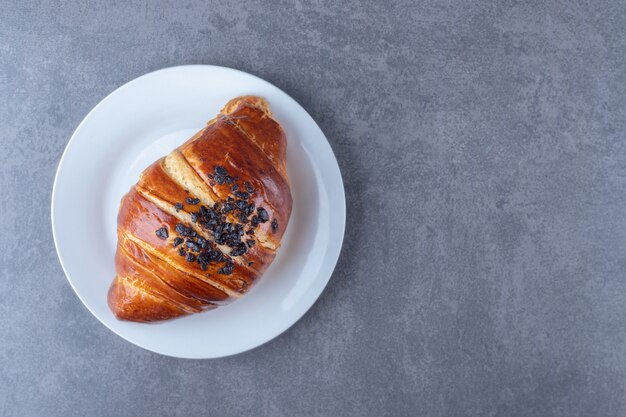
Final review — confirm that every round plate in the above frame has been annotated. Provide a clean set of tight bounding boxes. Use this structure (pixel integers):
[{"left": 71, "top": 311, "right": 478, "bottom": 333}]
[{"left": 51, "top": 65, "right": 345, "bottom": 359}]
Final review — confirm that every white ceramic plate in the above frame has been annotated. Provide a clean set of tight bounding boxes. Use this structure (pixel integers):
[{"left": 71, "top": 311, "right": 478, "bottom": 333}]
[{"left": 51, "top": 65, "right": 345, "bottom": 359}]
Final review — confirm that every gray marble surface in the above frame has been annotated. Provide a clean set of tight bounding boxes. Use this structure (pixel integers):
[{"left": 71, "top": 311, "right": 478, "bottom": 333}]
[{"left": 2, "top": 1, "right": 626, "bottom": 416}]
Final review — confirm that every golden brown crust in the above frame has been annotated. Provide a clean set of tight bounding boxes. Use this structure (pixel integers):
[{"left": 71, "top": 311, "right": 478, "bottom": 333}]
[
  {"left": 108, "top": 274, "right": 206, "bottom": 323},
  {"left": 108, "top": 96, "right": 292, "bottom": 322},
  {"left": 118, "top": 236, "right": 232, "bottom": 304}
]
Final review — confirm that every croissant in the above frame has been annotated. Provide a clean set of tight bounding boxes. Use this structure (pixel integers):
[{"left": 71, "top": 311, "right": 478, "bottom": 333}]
[{"left": 108, "top": 96, "right": 292, "bottom": 322}]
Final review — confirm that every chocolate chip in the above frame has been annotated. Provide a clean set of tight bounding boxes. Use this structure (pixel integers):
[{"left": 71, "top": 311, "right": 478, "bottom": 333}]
[
  {"left": 271, "top": 218, "right": 279, "bottom": 232},
  {"left": 218, "top": 262, "right": 234, "bottom": 275},
  {"left": 174, "top": 202, "right": 183, "bottom": 212},
  {"left": 214, "top": 166, "right": 227, "bottom": 176},
  {"left": 257, "top": 207, "right": 269, "bottom": 222},
  {"left": 155, "top": 227, "right": 169, "bottom": 240},
  {"left": 207, "top": 174, "right": 214, "bottom": 180},
  {"left": 200, "top": 262, "right": 208, "bottom": 271},
  {"left": 244, "top": 182, "right": 254, "bottom": 193},
  {"left": 235, "top": 200, "right": 246, "bottom": 211},
  {"left": 246, "top": 240, "right": 255, "bottom": 248},
  {"left": 175, "top": 223, "right": 194, "bottom": 237},
  {"left": 225, "top": 175, "right": 234, "bottom": 184},
  {"left": 235, "top": 191, "right": 249, "bottom": 200},
  {"left": 178, "top": 247, "right": 186, "bottom": 256},
  {"left": 231, "top": 184, "right": 239, "bottom": 192},
  {"left": 185, "top": 253, "right": 196, "bottom": 262},
  {"left": 186, "top": 197, "right": 200, "bottom": 205},
  {"left": 230, "top": 245, "right": 247, "bottom": 257},
  {"left": 248, "top": 261, "right": 254, "bottom": 266},
  {"left": 222, "top": 202, "right": 235, "bottom": 213},
  {"left": 208, "top": 249, "right": 222, "bottom": 262},
  {"left": 250, "top": 216, "right": 260, "bottom": 227},
  {"left": 186, "top": 241, "right": 200, "bottom": 251},
  {"left": 172, "top": 237, "right": 183, "bottom": 247},
  {"left": 215, "top": 175, "right": 225, "bottom": 185},
  {"left": 190, "top": 213, "right": 198, "bottom": 223}
]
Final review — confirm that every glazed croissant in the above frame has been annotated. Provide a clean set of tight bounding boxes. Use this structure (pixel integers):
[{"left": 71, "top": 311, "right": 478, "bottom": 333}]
[{"left": 108, "top": 96, "right": 292, "bottom": 322}]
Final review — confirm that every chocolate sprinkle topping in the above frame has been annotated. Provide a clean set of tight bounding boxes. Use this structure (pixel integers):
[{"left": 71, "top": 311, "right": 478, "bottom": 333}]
[{"left": 163, "top": 167, "right": 280, "bottom": 276}]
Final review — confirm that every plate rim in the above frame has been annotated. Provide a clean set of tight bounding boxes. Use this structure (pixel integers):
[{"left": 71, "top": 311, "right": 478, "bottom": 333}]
[{"left": 50, "top": 64, "right": 346, "bottom": 359}]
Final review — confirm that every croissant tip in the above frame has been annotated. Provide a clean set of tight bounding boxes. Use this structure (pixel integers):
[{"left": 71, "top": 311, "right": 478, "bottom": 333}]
[{"left": 221, "top": 95, "right": 271, "bottom": 117}]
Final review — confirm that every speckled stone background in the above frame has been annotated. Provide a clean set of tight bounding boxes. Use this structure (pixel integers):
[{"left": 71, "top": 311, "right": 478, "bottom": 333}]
[{"left": 1, "top": 1, "right": 626, "bottom": 416}]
